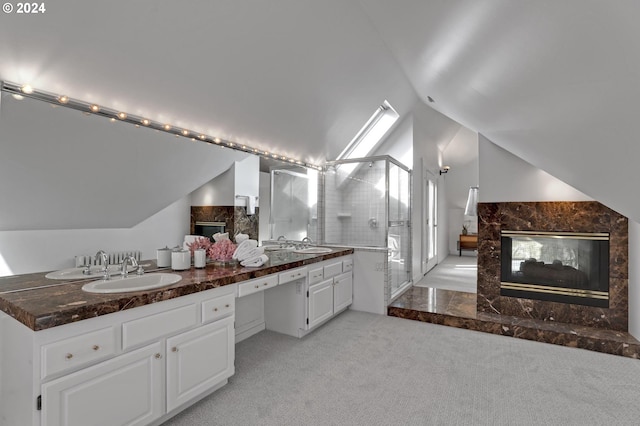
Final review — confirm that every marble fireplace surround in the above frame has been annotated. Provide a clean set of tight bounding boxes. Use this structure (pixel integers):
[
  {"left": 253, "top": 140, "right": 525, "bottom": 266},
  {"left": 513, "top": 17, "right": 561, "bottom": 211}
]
[
  {"left": 190, "top": 206, "right": 259, "bottom": 241},
  {"left": 478, "top": 201, "right": 628, "bottom": 331}
]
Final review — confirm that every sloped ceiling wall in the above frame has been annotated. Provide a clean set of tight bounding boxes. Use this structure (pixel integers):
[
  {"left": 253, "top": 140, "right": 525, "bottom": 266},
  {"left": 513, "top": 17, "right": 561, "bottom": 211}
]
[
  {"left": 0, "top": 0, "right": 418, "bottom": 165},
  {"left": 3, "top": 1, "right": 637, "bottom": 227},
  {"left": 360, "top": 0, "right": 640, "bottom": 222}
]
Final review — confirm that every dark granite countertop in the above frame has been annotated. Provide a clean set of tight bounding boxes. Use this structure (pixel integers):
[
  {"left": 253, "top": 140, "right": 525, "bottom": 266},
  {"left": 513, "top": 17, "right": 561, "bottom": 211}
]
[{"left": 0, "top": 248, "right": 353, "bottom": 331}]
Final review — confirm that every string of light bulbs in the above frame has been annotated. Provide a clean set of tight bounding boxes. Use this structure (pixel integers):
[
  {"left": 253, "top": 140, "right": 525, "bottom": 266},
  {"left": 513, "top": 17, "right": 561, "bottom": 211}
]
[{"left": 1, "top": 81, "right": 322, "bottom": 170}]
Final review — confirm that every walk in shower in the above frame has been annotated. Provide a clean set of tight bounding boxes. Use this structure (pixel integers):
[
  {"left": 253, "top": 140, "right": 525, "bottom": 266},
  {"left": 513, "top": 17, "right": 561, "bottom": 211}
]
[{"left": 323, "top": 156, "right": 411, "bottom": 299}]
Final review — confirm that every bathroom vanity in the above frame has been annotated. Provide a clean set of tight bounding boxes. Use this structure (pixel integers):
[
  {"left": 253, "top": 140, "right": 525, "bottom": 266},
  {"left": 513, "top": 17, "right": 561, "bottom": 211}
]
[{"left": 0, "top": 248, "right": 353, "bottom": 426}]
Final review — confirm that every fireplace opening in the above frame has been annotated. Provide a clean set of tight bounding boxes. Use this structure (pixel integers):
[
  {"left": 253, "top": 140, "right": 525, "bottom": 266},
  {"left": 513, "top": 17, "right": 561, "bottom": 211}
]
[
  {"left": 500, "top": 231, "right": 609, "bottom": 308},
  {"left": 194, "top": 221, "right": 226, "bottom": 242}
]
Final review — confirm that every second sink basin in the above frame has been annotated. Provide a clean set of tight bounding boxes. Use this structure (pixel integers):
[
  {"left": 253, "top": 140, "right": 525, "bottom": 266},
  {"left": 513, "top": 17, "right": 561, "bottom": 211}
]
[
  {"left": 82, "top": 273, "right": 182, "bottom": 294},
  {"left": 293, "top": 247, "right": 333, "bottom": 254}
]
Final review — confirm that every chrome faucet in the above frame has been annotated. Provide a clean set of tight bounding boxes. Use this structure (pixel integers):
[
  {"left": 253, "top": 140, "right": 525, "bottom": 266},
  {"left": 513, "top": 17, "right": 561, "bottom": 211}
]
[
  {"left": 95, "top": 250, "right": 109, "bottom": 271},
  {"left": 277, "top": 235, "right": 288, "bottom": 248},
  {"left": 301, "top": 237, "right": 313, "bottom": 248},
  {"left": 121, "top": 255, "right": 140, "bottom": 278},
  {"left": 84, "top": 250, "right": 109, "bottom": 276}
]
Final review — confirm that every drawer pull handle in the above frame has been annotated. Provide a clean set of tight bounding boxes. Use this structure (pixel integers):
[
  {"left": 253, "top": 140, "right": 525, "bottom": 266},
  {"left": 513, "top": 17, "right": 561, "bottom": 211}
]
[
  {"left": 172, "top": 347, "right": 178, "bottom": 352},
  {"left": 255, "top": 284, "right": 260, "bottom": 288},
  {"left": 225, "top": 304, "right": 230, "bottom": 308},
  {"left": 65, "top": 353, "right": 73, "bottom": 360},
  {"left": 263, "top": 282, "right": 268, "bottom": 286},
  {"left": 92, "top": 345, "right": 100, "bottom": 351},
  {"left": 155, "top": 353, "right": 162, "bottom": 359},
  {"left": 214, "top": 307, "right": 218, "bottom": 312}
]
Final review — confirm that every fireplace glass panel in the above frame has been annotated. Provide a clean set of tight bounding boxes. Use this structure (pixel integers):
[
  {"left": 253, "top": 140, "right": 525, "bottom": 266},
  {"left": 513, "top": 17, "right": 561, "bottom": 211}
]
[{"left": 500, "top": 231, "right": 609, "bottom": 307}]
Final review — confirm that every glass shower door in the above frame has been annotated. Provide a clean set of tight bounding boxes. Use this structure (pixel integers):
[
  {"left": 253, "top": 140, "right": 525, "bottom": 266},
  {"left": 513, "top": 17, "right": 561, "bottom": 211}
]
[
  {"left": 388, "top": 162, "right": 411, "bottom": 297},
  {"left": 270, "top": 169, "right": 311, "bottom": 241}
]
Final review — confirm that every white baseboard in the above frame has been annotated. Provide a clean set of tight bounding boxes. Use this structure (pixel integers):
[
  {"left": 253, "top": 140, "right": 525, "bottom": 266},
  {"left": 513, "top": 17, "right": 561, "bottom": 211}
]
[{"left": 235, "top": 322, "right": 265, "bottom": 343}]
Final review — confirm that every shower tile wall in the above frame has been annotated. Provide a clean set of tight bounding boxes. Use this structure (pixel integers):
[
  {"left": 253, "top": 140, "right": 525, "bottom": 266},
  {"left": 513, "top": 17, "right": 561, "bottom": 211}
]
[{"left": 324, "top": 163, "right": 386, "bottom": 247}]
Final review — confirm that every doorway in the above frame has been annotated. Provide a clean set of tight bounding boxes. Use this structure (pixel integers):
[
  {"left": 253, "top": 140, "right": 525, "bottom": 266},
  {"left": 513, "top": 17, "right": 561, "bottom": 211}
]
[{"left": 422, "top": 168, "right": 438, "bottom": 275}]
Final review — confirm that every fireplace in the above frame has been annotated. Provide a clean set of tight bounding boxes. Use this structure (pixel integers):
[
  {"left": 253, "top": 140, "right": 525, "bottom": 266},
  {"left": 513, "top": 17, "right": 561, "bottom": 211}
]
[
  {"left": 194, "top": 221, "right": 226, "bottom": 242},
  {"left": 500, "top": 231, "right": 610, "bottom": 308},
  {"left": 477, "top": 201, "right": 628, "bottom": 332}
]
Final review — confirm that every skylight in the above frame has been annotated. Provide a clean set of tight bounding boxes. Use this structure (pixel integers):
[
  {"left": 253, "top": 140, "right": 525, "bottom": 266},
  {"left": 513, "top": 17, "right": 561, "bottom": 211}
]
[{"left": 336, "top": 100, "right": 399, "bottom": 160}]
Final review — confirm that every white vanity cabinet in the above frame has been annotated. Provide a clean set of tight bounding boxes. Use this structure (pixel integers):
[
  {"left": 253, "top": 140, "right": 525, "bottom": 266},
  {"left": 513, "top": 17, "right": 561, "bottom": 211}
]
[
  {"left": 308, "top": 272, "right": 353, "bottom": 329},
  {"left": 41, "top": 342, "right": 163, "bottom": 426},
  {"left": 0, "top": 284, "right": 237, "bottom": 426},
  {"left": 166, "top": 316, "right": 234, "bottom": 412},
  {"left": 308, "top": 278, "right": 334, "bottom": 328},
  {"left": 264, "top": 255, "right": 353, "bottom": 338}
]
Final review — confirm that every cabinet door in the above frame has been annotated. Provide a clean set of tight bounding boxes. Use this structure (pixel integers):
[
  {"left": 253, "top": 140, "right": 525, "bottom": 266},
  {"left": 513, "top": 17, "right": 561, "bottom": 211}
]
[
  {"left": 308, "top": 279, "right": 334, "bottom": 329},
  {"left": 166, "top": 316, "right": 234, "bottom": 412},
  {"left": 41, "top": 342, "right": 163, "bottom": 426},
  {"left": 333, "top": 272, "right": 353, "bottom": 313}
]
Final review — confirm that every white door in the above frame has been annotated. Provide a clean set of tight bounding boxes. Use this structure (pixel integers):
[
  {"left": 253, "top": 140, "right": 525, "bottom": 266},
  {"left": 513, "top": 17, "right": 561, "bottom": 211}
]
[
  {"left": 422, "top": 169, "right": 438, "bottom": 274},
  {"left": 41, "top": 342, "right": 163, "bottom": 426},
  {"left": 333, "top": 272, "right": 353, "bottom": 313},
  {"left": 166, "top": 316, "right": 234, "bottom": 412},
  {"left": 308, "top": 279, "right": 334, "bottom": 328}
]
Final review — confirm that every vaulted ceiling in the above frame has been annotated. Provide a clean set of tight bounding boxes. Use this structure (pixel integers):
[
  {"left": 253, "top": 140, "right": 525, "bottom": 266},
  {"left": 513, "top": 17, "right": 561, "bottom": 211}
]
[{"left": 1, "top": 1, "right": 639, "bottom": 221}]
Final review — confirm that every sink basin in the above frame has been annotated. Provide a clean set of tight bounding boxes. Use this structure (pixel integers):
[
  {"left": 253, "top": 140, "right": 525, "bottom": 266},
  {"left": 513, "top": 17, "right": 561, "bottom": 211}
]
[
  {"left": 46, "top": 264, "right": 135, "bottom": 280},
  {"left": 82, "top": 273, "right": 182, "bottom": 294},
  {"left": 293, "top": 247, "right": 333, "bottom": 254}
]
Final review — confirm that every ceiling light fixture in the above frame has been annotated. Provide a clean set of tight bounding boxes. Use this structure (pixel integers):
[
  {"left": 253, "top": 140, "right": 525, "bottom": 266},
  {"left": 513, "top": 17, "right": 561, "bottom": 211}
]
[{"left": 0, "top": 80, "right": 320, "bottom": 169}]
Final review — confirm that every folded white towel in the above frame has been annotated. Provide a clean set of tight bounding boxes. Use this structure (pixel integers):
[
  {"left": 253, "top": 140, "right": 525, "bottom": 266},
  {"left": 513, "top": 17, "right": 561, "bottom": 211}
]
[
  {"left": 213, "top": 232, "right": 229, "bottom": 242},
  {"left": 232, "top": 239, "right": 258, "bottom": 260},
  {"left": 235, "top": 233, "right": 249, "bottom": 243},
  {"left": 241, "top": 254, "right": 268, "bottom": 268},
  {"left": 238, "top": 246, "right": 264, "bottom": 262}
]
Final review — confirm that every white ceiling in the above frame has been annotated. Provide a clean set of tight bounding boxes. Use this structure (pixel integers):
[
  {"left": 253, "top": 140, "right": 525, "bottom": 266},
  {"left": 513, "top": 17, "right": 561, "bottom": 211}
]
[
  {"left": 359, "top": 0, "right": 640, "bottom": 220},
  {"left": 2, "top": 1, "right": 640, "bottom": 220},
  {"left": 0, "top": 0, "right": 417, "bottom": 165}
]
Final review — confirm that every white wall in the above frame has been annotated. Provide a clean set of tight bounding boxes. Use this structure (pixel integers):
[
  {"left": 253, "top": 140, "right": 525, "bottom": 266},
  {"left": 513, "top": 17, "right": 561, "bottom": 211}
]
[
  {"left": 258, "top": 172, "right": 271, "bottom": 243},
  {"left": 411, "top": 103, "right": 461, "bottom": 282},
  {"left": 233, "top": 155, "right": 260, "bottom": 209},
  {"left": 0, "top": 197, "right": 190, "bottom": 276},
  {"left": 190, "top": 166, "right": 236, "bottom": 206},
  {"left": 373, "top": 113, "right": 413, "bottom": 168},
  {"left": 190, "top": 155, "right": 259, "bottom": 208},
  {"left": 478, "top": 134, "right": 591, "bottom": 203},
  {"left": 441, "top": 126, "right": 479, "bottom": 254}
]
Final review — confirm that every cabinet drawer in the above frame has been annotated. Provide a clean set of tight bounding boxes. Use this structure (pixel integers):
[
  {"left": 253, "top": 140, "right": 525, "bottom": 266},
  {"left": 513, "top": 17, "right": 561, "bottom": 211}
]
[
  {"left": 323, "top": 261, "right": 342, "bottom": 279},
  {"left": 342, "top": 258, "right": 353, "bottom": 273},
  {"left": 308, "top": 267, "right": 324, "bottom": 285},
  {"left": 238, "top": 274, "right": 278, "bottom": 297},
  {"left": 202, "top": 292, "right": 235, "bottom": 323},
  {"left": 123, "top": 304, "right": 197, "bottom": 351},
  {"left": 279, "top": 267, "right": 307, "bottom": 285},
  {"left": 41, "top": 327, "right": 116, "bottom": 380}
]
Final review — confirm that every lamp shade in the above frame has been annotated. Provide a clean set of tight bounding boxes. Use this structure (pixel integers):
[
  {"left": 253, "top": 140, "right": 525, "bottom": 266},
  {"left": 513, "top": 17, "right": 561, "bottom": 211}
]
[{"left": 464, "top": 186, "right": 479, "bottom": 216}]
